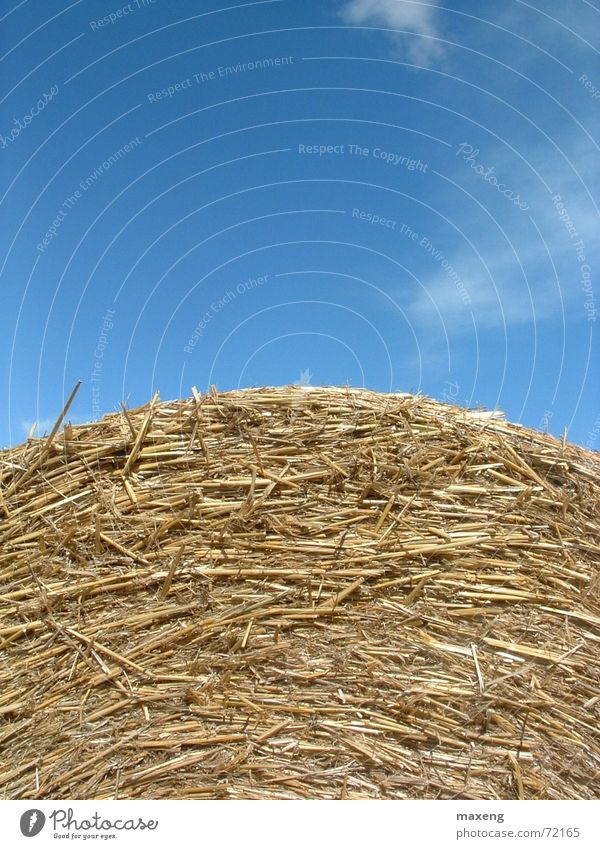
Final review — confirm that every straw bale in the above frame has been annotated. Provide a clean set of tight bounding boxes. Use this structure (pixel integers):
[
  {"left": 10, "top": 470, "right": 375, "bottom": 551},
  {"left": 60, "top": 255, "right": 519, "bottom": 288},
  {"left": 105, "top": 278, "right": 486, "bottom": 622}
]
[{"left": 1, "top": 386, "right": 599, "bottom": 799}]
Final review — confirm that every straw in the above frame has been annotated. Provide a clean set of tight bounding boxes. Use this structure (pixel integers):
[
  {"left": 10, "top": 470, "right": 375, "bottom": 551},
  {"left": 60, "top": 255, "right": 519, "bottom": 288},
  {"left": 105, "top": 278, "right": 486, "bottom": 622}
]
[{"left": 0, "top": 385, "right": 599, "bottom": 799}]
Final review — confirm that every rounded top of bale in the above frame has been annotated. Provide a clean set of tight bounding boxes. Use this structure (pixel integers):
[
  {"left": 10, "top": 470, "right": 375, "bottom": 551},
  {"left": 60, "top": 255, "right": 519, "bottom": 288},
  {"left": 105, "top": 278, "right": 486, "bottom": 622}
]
[{"left": 1, "top": 386, "right": 599, "bottom": 799}]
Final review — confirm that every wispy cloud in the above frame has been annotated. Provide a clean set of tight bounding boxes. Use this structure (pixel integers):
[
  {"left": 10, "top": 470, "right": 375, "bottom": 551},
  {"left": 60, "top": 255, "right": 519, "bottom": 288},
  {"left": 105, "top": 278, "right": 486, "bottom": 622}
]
[
  {"left": 339, "top": 0, "right": 445, "bottom": 65},
  {"left": 21, "top": 414, "right": 89, "bottom": 437},
  {"left": 21, "top": 418, "right": 58, "bottom": 437},
  {"left": 407, "top": 235, "right": 586, "bottom": 334}
]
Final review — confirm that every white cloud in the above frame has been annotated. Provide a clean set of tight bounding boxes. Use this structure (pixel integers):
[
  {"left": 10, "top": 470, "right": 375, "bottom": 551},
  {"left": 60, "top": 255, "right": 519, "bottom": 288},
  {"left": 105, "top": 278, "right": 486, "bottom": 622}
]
[
  {"left": 408, "top": 130, "right": 600, "bottom": 333},
  {"left": 21, "top": 414, "right": 90, "bottom": 437},
  {"left": 339, "top": 0, "right": 445, "bottom": 65},
  {"left": 406, "top": 232, "right": 588, "bottom": 334},
  {"left": 21, "top": 418, "right": 57, "bottom": 436}
]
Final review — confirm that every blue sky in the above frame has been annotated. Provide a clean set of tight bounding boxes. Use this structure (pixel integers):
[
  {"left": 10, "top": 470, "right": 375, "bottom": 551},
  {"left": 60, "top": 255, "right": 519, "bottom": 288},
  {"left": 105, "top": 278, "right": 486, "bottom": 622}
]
[{"left": 1, "top": 0, "right": 598, "bottom": 447}]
